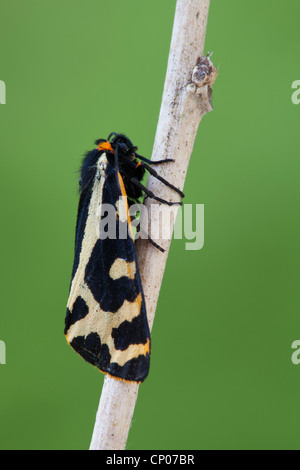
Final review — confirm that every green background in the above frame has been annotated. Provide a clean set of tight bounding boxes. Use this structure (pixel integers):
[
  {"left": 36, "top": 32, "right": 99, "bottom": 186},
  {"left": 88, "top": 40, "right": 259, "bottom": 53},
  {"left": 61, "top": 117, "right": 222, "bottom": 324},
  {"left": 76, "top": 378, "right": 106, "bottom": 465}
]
[{"left": 0, "top": 0, "right": 299, "bottom": 450}]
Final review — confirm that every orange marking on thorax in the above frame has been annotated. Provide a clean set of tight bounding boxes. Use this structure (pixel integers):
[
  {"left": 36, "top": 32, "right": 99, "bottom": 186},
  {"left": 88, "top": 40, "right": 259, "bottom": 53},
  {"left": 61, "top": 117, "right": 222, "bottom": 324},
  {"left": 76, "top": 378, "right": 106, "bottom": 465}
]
[{"left": 97, "top": 141, "right": 115, "bottom": 154}]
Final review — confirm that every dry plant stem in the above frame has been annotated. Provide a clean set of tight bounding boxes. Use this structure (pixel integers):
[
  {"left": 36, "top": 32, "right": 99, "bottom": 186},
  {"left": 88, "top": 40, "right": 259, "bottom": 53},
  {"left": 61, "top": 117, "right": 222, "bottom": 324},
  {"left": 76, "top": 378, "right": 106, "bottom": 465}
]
[{"left": 89, "top": 0, "right": 216, "bottom": 451}]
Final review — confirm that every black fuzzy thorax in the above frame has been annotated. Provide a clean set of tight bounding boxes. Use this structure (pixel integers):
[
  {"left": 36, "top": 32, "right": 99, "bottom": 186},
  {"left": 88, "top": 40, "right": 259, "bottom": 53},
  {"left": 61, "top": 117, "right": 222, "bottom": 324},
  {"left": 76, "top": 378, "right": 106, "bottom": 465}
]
[{"left": 80, "top": 134, "right": 145, "bottom": 205}]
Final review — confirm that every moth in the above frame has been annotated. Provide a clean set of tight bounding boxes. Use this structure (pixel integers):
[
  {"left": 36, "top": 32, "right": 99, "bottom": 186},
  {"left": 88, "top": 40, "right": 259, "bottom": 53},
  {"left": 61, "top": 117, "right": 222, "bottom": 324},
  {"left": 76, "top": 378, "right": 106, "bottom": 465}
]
[{"left": 65, "top": 133, "right": 183, "bottom": 383}]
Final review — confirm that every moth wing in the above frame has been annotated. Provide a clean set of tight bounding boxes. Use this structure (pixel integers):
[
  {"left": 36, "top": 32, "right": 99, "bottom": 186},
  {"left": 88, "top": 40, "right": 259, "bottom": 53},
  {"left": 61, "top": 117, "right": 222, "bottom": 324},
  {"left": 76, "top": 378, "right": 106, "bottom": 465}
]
[{"left": 65, "top": 163, "right": 150, "bottom": 383}]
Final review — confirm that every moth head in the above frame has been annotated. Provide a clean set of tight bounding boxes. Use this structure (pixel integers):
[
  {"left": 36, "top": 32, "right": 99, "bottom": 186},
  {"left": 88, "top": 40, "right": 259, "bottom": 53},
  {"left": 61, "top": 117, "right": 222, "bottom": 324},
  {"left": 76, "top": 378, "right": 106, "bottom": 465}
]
[
  {"left": 108, "top": 133, "right": 138, "bottom": 157},
  {"left": 95, "top": 133, "right": 138, "bottom": 161}
]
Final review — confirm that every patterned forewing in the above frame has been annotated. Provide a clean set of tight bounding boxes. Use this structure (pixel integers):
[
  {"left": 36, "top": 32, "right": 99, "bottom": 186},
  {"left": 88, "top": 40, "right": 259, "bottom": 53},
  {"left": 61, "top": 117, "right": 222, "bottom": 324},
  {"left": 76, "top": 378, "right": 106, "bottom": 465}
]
[{"left": 65, "top": 158, "right": 150, "bottom": 382}]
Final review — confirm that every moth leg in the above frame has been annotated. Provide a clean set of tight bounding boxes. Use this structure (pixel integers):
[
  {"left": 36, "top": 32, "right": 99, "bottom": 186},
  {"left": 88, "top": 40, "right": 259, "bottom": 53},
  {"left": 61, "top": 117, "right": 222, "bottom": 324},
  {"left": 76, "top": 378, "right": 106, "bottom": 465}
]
[
  {"left": 137, "top": 161, "right": 184, "bottom": 198},
  {"left": 135, "top": 155, "right": 185, "bottom": 198},
  {"left": 131, "top": 178, "right": 182, "bottom": 206},
  {"left": 136, "top": 154, "right": 174, "bottom": 165},
  {"left": 135, "top": 221, "right": 165, "bottom": 253}
]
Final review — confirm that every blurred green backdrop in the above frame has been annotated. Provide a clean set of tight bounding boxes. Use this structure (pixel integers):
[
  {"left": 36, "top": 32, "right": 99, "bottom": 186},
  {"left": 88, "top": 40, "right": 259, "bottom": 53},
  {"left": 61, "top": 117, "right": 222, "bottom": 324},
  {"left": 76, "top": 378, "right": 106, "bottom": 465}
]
[{"left": 0, "top": 0, "right": 300, "bottom": 450}]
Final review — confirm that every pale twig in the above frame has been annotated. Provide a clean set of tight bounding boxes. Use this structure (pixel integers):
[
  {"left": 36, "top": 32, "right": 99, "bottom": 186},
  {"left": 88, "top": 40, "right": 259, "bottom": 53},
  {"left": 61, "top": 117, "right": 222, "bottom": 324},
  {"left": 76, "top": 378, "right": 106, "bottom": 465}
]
[{"left": 89, "top": 0, "right": 217, "bottom": 451}]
